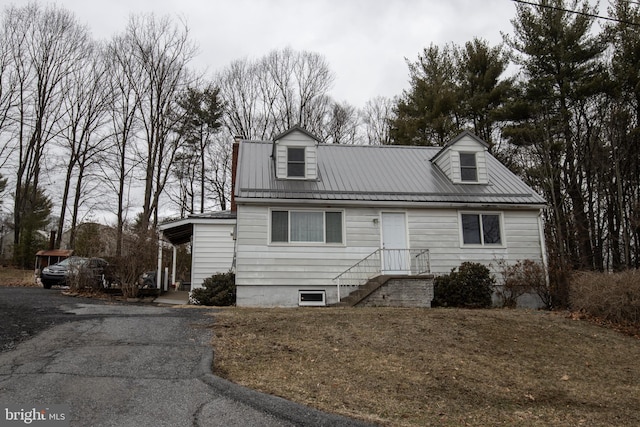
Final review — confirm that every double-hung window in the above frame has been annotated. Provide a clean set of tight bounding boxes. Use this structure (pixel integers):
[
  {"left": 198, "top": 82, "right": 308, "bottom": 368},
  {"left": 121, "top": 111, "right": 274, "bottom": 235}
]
[
  {"left": 287, "top": 147, "right": 306, "bottom": 178},
  {"left": 271, "top": 210, "right": 343, "bottom": 244},
  {"left": 461, "top": 213, "right": 502, "bottom": 246},
  {"left": 460, "top": 152, "right": 478, "bottom": 182}
]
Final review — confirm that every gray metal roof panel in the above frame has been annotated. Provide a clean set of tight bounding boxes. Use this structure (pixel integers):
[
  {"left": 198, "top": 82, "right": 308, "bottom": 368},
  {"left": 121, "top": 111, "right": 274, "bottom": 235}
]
[{"left": 236, "top": 141, "right": 546, "bottom": 206}]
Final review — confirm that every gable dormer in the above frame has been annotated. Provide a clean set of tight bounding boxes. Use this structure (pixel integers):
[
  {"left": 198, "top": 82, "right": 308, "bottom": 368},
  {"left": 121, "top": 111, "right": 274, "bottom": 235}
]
[
  {"left": 272, "top": 125, "right": 320, "bottom": 180},
  {"left": 430, "top": 131, "right": 489, "bottom": 184}
]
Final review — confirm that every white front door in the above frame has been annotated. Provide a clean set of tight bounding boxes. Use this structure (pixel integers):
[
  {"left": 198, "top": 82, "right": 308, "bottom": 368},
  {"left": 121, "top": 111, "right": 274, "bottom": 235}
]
[{"left": 381, "top": 212, "right": 409, "bottom": 274}]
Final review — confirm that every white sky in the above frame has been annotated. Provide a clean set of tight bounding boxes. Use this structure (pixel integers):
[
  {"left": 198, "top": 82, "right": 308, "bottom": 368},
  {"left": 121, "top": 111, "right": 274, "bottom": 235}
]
[{"left": 12, "top": 0, "right": 525, "bottom": 108}]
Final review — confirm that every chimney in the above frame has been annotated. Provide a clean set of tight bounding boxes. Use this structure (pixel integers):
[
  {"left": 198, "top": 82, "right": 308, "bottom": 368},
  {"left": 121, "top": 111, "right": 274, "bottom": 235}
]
[{"left": 230, "top": 135, "right": 242, "bottom": 212}]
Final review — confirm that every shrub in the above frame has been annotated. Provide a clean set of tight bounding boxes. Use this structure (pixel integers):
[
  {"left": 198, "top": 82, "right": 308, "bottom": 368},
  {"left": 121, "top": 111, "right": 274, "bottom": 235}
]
[
  {"left": 190, "top": 272, "right": 236, "bottom": 306},
  {"left": 433, "top": 262, "right": 494, "bottom": 308},
  {"left": 570, "top": 270, "right": 640, "bottom": 325},
  {"left": 497, "top": 259, "right": 550, "bottom": 309},
  {"left": 67, "top": 264, "right": 98, "bottom": 291},
  {"left": 110, "top": 229, "right": 159, "bottom": 298}
]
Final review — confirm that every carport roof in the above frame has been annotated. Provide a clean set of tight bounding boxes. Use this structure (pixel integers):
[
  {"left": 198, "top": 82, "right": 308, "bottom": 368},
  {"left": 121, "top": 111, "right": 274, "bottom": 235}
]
[
  {"left": 35, "top": 249, "right": 74, "bottom": 257},
  {"left": 158, "top": 211, "right": 237, "bottom": 246}
]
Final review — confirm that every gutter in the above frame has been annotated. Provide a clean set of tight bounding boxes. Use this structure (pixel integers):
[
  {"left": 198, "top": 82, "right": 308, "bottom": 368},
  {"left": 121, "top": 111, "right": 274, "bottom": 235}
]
[{"left": 234, "top": 197, "right": 548, "bottom": 210}]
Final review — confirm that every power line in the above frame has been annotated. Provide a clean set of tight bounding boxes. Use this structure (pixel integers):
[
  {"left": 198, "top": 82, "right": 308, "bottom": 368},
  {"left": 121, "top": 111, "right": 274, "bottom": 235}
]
[{"left": 510, "top": 0, "right": 640, "bottom": 27}]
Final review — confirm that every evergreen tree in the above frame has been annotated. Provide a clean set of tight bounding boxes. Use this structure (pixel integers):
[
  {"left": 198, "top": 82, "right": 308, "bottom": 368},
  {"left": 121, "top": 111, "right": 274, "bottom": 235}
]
[
  {"left": 390, "top": 40, "right": 514, "bottom": 147},
  {"left": 390, "top": 44, "right": 459, "bottom": 146},
  {"left": 503, "top": 0, "right": 608, "bottom": 275},
  {"left": 14, "top": 186, "right": 52, "bottom": 268},
  {"left": 456, "top": 38, "right": 515, "bottom": 145}
]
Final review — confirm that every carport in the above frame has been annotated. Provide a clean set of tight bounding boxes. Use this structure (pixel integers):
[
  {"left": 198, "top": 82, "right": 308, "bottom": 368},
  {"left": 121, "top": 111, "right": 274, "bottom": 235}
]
[
  {"left": 158, "top": 211, "right": 236, "bottom": 293},
  {"left": 34, "top": 249, "right": 74, "bottom": 274}
]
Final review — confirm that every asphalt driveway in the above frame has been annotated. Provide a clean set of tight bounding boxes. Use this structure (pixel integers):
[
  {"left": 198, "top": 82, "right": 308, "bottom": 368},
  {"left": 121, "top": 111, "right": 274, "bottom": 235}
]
[{"left": 0, "top": 288, "right": 374, "bottom": 426}]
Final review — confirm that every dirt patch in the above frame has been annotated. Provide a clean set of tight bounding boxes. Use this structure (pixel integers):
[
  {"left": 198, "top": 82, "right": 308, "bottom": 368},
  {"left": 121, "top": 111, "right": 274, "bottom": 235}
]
[{"left": 211, "top": 307, "right": 640, "bottom": 427}]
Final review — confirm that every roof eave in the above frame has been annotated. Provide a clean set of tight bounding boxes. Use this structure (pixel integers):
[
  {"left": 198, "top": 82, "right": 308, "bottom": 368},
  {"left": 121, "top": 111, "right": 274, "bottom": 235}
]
[{"left": 235, "top": 197, "right": 547, "bottom": 210}]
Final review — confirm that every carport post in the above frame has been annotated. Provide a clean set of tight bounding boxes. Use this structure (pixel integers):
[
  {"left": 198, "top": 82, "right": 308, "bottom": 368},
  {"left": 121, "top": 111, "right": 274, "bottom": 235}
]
[
  {"left": 171, "top": 246, "right": 177, "bottom": 289},
  {"left": 157, "top": 233, "right": 163, "bottom": 291}
]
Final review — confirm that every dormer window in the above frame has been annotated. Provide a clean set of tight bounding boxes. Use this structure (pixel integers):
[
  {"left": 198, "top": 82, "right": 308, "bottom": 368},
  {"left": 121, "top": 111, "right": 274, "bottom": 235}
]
[
  {"left": 273, "top": 126, "right": 319, "bottom": 180},
  {"left": 287, "top": 147, "right": 306, "bottom": 178},
  {"left": 430, "top": 131, "right": 489, "bottom": 184},
  {"left": 460, "top": 153, "right": 477, "bottom": 182}
]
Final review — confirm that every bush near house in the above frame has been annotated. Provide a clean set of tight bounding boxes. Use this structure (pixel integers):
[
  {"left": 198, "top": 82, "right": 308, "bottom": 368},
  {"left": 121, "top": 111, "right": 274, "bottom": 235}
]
[
  {"left": 570, "top": 270, "right": 640, "bottom": 327},
  {"left": 496, "top": 259, "right": 550, "bottom": 309},
  {"left": 433, "top": 262, "right": 494, "bottom": 308},
  {"left": 190, "top": 271, "right": 235, "bottom": 306}
]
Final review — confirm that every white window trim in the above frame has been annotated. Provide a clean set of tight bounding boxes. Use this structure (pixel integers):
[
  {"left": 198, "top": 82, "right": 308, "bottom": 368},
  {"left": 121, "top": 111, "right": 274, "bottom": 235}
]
[
  {"left": 459, "top": 152, "right": 479, "bottom": 183},
  {"left": 286, "top": 147, "right": 306, "bottom": 179},
  {"left": 269, "top": 208, "right": 346, "bottom": 246},
  {"left": 458, "top": 211, "right": 506, "bottom": 248},
  {"left": 298, "top": 290, "right": 326, "bottom": 307}
]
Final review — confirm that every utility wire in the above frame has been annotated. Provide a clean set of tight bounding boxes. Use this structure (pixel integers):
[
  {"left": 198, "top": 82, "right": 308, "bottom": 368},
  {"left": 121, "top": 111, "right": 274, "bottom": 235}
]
[{"left": 510, "top": 0, "right": 640, "bottom": 27}]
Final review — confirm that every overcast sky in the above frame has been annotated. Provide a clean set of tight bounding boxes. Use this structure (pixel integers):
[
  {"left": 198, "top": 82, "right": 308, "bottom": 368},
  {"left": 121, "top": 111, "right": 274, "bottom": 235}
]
[{"left": 9, "top": 0, "right": 529, "bottom": 108}]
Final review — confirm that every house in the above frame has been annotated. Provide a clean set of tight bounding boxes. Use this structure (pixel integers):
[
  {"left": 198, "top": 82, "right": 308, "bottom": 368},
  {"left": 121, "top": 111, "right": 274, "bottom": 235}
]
[{"left": 159, "top": 126, "right": 547, "bottom": 307}]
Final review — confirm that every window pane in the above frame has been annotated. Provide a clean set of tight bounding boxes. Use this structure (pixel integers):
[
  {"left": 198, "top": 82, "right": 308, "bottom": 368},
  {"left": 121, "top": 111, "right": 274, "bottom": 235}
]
[
  {"left": 325, "top": 212, "right": 343, "bottom": 243},
  {"left": 288, "top": 147, "right": 305, "bottom": 161},
  {"left": 460, "top": 153, "right": 476, "bottom": 167},
  {"left": 461, "top": 167, "right": 477, "bottom": 181},
  {"left": 271, "top": 211, "right": 288, "bottom": 242},
  {"left": 287, "top": 147, "right": 305, "bottom": 177},
  {"left": 462, "top": 214, "right": 481, "bottom": 244},
  {"left": 291, "top": 211, "right": 323, "bottom": 242},
  {"left": 287, "top": 162, "right": 305, "bottom": 177},
  {"left": 482, "top": 214, "right": 502, "bottom": 244}
]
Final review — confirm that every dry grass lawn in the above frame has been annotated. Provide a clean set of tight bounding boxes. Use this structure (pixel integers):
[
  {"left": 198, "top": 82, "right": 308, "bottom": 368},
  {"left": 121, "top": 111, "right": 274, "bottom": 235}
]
[
  {"left": 211, "top": 307, "right": 640, "bottom": 427},
  {"left": 0, "top": 267, "right": 36, "bottom": 287}
]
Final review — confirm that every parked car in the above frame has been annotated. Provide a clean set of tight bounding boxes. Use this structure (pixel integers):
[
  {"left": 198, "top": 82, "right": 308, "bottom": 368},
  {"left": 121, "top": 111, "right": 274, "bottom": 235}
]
[
  {"left": 138, "top": 270, "right": 157, "bottom": 288},
  {"left": 40, "top": 257, "right": 113, "bottom": 289}
]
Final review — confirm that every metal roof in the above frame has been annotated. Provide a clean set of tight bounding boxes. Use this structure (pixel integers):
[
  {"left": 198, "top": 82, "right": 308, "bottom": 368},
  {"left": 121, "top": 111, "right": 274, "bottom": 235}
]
[
  {"left": 235, "top": 140, "right": 546, "bottom": 207},
  {"left": 159, "top": 211, "right": 237, "bottom": 245}
]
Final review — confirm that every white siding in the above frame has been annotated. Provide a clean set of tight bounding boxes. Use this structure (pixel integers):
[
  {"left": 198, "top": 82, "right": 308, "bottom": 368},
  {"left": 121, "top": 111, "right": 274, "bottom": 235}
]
[
  {"left": 191, "top": 223, "right": 235, "bottom": 289},
  {"left": 235, "top": 204, "right": 544, "bottom": 307},
  {"left": 275, "top": 145, "right": 287, "bottom": 178},
  {"left": 434, "top": 150, "right": 452, "bottom": 177}
]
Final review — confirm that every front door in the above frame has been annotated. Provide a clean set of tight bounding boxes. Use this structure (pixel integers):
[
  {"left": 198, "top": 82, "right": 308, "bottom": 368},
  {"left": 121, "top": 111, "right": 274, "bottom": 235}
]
[{"left": 381, "top": 212, "right": 408, "bottom": 274}]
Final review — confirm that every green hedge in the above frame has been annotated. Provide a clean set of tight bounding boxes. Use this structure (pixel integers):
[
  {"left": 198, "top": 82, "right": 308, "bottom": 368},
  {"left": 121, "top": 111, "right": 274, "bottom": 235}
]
[
  {"left": 433, "top": 262, "right": 494, "bottom": 308},
  {"left": 190, "top": 271, "right": 236, "bottom": 306}
]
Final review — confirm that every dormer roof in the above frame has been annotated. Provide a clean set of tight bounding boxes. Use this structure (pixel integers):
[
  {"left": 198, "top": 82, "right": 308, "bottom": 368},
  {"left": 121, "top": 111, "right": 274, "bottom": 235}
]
[
  {"left": 274, "top": 125, "right": 322, "bottom": 143},
  {"left": 430, "top": 130, "right": 489, "bottom": 164}
]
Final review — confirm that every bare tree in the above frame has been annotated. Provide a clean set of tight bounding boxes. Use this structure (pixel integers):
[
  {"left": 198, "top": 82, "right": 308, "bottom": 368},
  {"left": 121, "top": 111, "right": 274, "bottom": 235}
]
[
  {"left": 169, "top": 84, "right": 223, "bottom": 216},
  {"left": 2, "top": 3, "right": 91, "bottom": 250},
  {"left": 323, "top": 101, "right": 361, "bottom": 144},
  {"left": 204, "top": 132, "right": 232, "bottom": 211},
  {"left": 361, "top": 96, "right": 394, "bottom": 145},
  {"left": 120, "top": 13, "right": 198, "bottom": 229},
  {"left": 217, "top": 48, "right": 336, "bottom": 140},
  {"left": 0, "top": 17, "right": 18, "bottom": 170},
  {"left": 61, "top": 50, "right": 111, "bottom": 248},
  {"left": 54, "top": 42, "right": 110, "bottom": 248},
  {"left": 102, "top": 33, "right": 142, "bottom": 256}
]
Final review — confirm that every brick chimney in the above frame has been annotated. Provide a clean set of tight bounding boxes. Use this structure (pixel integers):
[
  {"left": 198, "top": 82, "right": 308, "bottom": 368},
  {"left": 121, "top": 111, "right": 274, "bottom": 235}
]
[{"left": 230, "top": 135, "right": 242, "bottom": 212}]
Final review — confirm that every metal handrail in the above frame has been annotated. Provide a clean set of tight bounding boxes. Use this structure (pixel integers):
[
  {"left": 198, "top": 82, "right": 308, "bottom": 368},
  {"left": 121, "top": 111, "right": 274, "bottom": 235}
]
[{"left": 334, "top": 249, "right": 430, "bottom": 301}]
